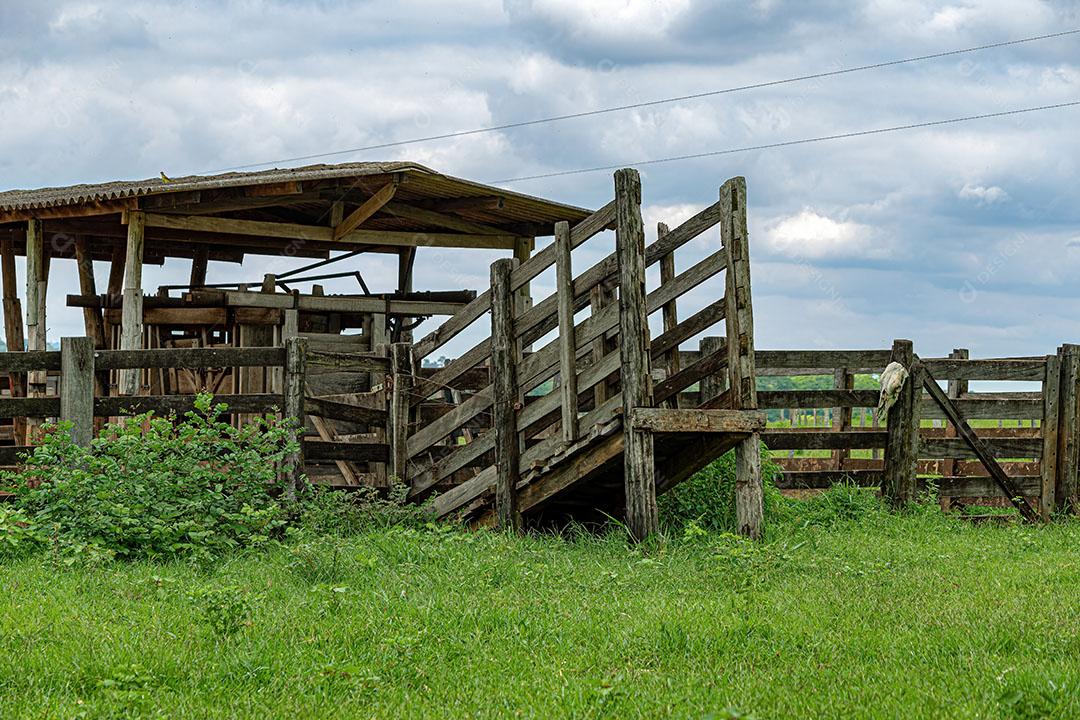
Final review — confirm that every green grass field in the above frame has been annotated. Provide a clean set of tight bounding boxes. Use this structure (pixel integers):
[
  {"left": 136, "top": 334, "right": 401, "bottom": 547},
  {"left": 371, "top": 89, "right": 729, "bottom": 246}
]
[{"left": 3, "top": 496, "right": 1080, "bottom": 719}]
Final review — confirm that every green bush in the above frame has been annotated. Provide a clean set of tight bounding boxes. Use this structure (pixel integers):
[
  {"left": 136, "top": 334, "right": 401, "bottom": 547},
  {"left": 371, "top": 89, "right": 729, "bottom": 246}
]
[
  {"left": 658, "top": 442, "right": 789, "bottom": 534},
  {"left": 5, "top": 394, "right": 297, "bottom": 562}
]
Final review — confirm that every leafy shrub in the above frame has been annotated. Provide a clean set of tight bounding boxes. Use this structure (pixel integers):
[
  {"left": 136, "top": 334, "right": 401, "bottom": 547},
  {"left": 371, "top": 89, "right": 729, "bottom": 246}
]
[
  {"left": 0, "top": 505, "right": 43, "bottom": 558},
  {"left": 298, "top": 483, "right": 427, "bottom": 536},
  {"left": 658, "top": 442, "right": 789, "bottom": 535},
  {"left": 189, "top": 584, "right": 257, "bottom": 636},
  {"left": 790, "top": 481, "right": 886, "bottom": 528},
  {"left": 6, "top": 394, "right": 297, "bottom": 561}
]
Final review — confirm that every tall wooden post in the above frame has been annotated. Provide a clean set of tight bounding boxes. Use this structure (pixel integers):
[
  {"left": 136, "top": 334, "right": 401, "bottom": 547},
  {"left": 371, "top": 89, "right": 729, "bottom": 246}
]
[
  {"left": 282, "top": 336, "right": 308, "bottom": 501},
  {"left": 882, "top": 339, "right": 918, "bottom": 508},
  {"left": 396, "top": 247, "right": 416, "bottom": 343},
  {"left": 389, "top": 342, "right": 414, "bottom": 486},
  {"left": 554, "top": 222, "right": 579, "bottom": 443},
  {"left": 59, "top": 337, "right": 95, "bottom": 447},
  {"left": 1041, "top": 351, "right": 1061, "bottom": 520},
  {"left": 119, "top": 211, "right": 145, "bottom": 396},
  {"left": 615, "top": 168, "right": 657, "bottom": 541},
  {"left": 721, "top": 176, "right": 762, "bottom": 539},
  {"left": 1, "top": 235, "right": 26, "bottom": 444},
  {"left": 940, "top": 348, "right": 968, "bottom": 508},
  {"left": 25, "top": 219, "right": 47, "bottom": 444},
  {"left": 189, "top": 246, "right": 209, "bottom": 289},
  {"left": 1056, "top": 344, "right": 1080, "bottom": 512},
  {"left": 833, "top": 367, "right": 853, "bottom": 470},
  {"left": 490, "top": 258, "right": 522, "bottom": 531},
  {"left": 658, "top": 222, "right": 680, "bottom": 409}
]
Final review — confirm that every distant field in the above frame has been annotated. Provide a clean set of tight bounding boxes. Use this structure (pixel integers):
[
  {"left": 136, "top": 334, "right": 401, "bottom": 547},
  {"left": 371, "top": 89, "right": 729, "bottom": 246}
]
[{"left": 3, "top": 500, "right": 1080, "bottom": 718}]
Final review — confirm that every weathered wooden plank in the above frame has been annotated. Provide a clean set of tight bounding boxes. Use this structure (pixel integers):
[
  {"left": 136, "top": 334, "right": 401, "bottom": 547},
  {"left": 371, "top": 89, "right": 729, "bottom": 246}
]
[
  {"left": 918, "top": 437, "right": 1043, "bottom": 460},
  {"left": 305, "top": 349, "right": 390, "bottom": 373},
  {"left": 389, "top": 343, "right": 412, "bottom": 484},
  {"left": 94, "top": 393, "right": 283, "bottom": 417},
  {"left": 917, "top": 397, "right": 1044, "bottom": 420},
  {"left": 920, "top": 358, "right": 1046, "bottom": 382},
  {"left": 654, "top": 340, "right": 727, "bottom": 405},
  {"left": 762, "top": 429, "right": 888, "bottom": 450},
  {"left": 303, "top": 440, "right": 389, "bottom": 463},
  {"left": 650, "top": 297, "right": 725, "bottom": 360},
  {"left": 137, "top": 209, "right": 524, "bottom": 250},
  {"left": 96, "top": 346, "right": 285, "bottom": 370},
  {"left": 407, "top": 387, "right": 492, "bottom": 457},
  {"left": 615, "top": 168, "right": 656, "bottom": 541},
  {"left": 303, "top": 396, "right": 387, "bottom": 425},
  {"left": 755, "top": 349, "right": 893, "bottom": 370},
  {"left": 630, "top": 408, "right": 765, "bottom": 434},
  {"left": 0, "top": 351, "right": 61, "bottom": 372},
  {"left": 758, "top": 389, "right": 879, "bottom": 409}
]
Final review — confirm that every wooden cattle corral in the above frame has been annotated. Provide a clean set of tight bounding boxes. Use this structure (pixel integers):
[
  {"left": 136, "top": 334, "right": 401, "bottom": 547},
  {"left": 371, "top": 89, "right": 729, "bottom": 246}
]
[{"left": 1, "top": 162, "right": 1073, "bottom": 534}]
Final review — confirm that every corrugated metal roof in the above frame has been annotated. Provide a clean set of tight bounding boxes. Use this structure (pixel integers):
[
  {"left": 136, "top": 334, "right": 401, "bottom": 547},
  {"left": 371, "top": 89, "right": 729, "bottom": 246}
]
[{"left": 0, "top": 162, "right": 593, "bottom": 222}]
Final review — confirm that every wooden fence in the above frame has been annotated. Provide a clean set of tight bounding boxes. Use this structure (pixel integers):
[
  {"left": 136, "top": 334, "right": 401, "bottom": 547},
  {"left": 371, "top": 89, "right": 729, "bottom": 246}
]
[
  {"left": 670, "top": 341, "right": 1076, "bottom": 520},
  {"left": 0, "top": 338, "right": 394, "bottom": 497}
]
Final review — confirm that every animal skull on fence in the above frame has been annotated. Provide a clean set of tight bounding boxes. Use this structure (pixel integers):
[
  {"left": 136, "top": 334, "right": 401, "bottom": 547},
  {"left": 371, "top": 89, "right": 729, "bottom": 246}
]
[{"left": 877, "top": 361, "right": 909, "bottom": 417}]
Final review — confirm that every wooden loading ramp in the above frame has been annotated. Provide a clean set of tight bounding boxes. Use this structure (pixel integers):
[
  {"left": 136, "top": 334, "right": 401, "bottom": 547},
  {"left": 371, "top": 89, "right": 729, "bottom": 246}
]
[{"left": 399, "top": 170, "right": 766, "bottom": 539}]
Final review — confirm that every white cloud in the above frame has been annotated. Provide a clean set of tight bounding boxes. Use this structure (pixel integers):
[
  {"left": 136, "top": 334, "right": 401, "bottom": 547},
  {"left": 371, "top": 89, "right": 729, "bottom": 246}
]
[
  {"left": 958, "top": 183, "right": 1009, "bottom": 204},
  {"left": 763, "top": 209, "right": 887, "bottom": 259}
]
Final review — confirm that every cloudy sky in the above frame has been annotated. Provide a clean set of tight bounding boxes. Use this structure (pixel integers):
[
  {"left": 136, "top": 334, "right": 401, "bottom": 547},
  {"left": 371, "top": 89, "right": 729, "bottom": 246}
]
[{"left": 2, "top": 0, "right": 1079, "bottom": 361}]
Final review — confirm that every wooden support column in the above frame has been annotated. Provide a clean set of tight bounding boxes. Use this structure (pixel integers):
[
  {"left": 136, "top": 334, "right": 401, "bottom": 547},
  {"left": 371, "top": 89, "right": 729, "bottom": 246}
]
[
  {"left": 119, "top": 211, "right": 145, "bottom": 396},
  {"left": 189, "top": 246, "right": 209, "bottom": 289},
  {"left": 60, "top": 337, "right": 95, "bottom": 447},
  {"left": 1041, "top": 351, "right": 1061, "bottom": 520},
  {"left": 554, "top": 222, "right": 578, "bottom": 443},
  {"left": 720, "top": 176, "right": 762, "bottom": 539},
  {"left": 590, "top": 281, "right": 616, "bottom": 408},
  {"left": 615, "top": 168, "right": 657, "bottom": 541},
  {"left": 25, "top": 219, "right": 48, "bottom": 444},
  {"left": 490, "top": 258, "right": 522, "bottom": 531},
  {"left": 658, "top": 222, "right": 680, "bottom": 409},
  {"left": 396, "top": 247, "right": 416, "bottom": 343},
  {"left": 389, "top": 342, "right": 413, "bottom": 486},
  {"left": 1056, "top": 344, "right": 1080, "bottom": 512},
  {"left": 882, "top": 339, "right": 918, "bottom": 508},
  {"left": 370, "top": 315, "right": 389, "bottom": 488},
  {"left": 282, "top": 336, "right": 308, "bottom": 501},
  {"left": 1, "top": 235, "right": 26, "bottom": 445}
]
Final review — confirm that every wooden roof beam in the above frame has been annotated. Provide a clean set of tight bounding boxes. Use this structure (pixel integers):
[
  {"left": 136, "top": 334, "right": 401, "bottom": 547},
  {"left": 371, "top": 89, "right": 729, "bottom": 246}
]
[
  {"left": 332, "top": 182, "right": 398, "bottom": 240},
  {"left": 382, "top": 201, "right": 507, "bottom": 235},
  {"left": 125, "top": 209, "right": 526, "bottom": 250}
]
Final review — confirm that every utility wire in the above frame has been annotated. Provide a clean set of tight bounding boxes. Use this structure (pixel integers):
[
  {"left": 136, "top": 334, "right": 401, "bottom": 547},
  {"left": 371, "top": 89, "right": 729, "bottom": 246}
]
[
  {"left": 213, "top": 28, "right": 1080, "bottom": 173},
  {"left": 486, "top": 100, "right": 1080, "bottom": 185}
]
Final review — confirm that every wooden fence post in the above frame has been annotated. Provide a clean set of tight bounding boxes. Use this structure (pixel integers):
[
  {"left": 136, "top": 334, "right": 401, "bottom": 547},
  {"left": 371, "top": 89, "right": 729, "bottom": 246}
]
[
  {"left": 1056, "top": 344, "right": 1080, "bottom": 512},
  {"left": 490, "top": 258, "right": 522, "bottom": 531},
  {"left": 1041, "top": 351, "right": 1061, "bottom": 520},
  {"left": 1, "top": 235, "right": 26, "bottom": 445},
  {"left": 389, "top": 341, "right": 414, "bottom": 487},
  {"left": 833, "top": 367, "right": 853, "bottom": 471},
  {"left": 615, "top": 168, "right": 657, "bottom": 541},
  {"left": 658, "top": 222, "right": 681, "bottom": 409},
  {"left": 700, "top": 336, "right": 724, "bottom": 404},
  {"left": 25, "top": 219, "right": 47, "bottom": 444},
  {"left": 721, "top": 176, "right": 762, "bottom": 539},
  {"left": 282, "top": 336, "right": 308, "bottom": 501},
  {"left": 554, "top": 222, "right": 579, "bottom": 444},
  {"left": 60, "top": 337, "right": 95, "bottom": 447},
  {"left": 882, "top": 339, "right": 918, "bottom": 508}
]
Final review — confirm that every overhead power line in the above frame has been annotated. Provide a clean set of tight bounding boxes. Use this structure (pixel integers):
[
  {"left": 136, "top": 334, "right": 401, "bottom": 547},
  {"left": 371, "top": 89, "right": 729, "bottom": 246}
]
[
  {"left": 486, "top": 100, "right": 1080, "bottom": 184},
  {"left": 213, "top": 28, "right": 1080, "bottom": 173}
]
